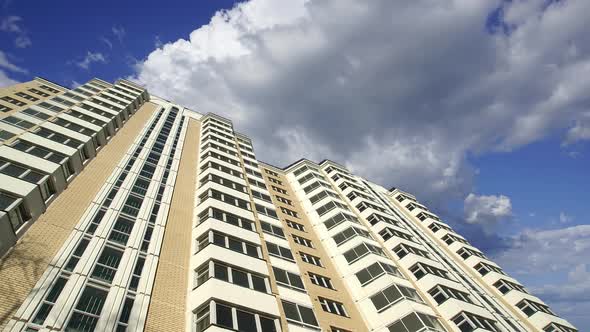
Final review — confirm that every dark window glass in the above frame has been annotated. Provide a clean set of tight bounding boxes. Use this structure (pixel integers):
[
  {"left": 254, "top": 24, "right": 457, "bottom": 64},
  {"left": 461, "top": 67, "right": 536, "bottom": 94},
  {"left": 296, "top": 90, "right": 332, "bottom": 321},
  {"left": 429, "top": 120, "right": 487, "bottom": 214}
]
[
  {"left": 232, "top": 269, "right": 249, "bottom": 288},
  {"left": 237, "top": 310, "right": 257, "bottom": 332},
  {"left": 214, "top": 263, "right": 228, "bottom": 281},
  {"left": 216, "top": 304, "right": 233, "bottom": 329}
]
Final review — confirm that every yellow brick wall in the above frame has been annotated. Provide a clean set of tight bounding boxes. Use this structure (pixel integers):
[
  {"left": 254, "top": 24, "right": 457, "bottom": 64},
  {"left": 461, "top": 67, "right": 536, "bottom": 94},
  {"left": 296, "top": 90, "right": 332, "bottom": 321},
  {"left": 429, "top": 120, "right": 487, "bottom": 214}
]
[
  {"left": 144, "top": 118, "right": 200, "bottom": 332},
  {"left": 0, "top": 102, "right": 158, "bottom": 328}
]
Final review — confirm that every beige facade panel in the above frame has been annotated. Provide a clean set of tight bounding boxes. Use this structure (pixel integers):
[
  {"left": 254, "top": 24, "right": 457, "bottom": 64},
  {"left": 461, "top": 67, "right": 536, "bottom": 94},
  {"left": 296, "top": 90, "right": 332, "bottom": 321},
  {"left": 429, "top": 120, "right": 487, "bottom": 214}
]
[
  {"left": 0, "top": 102, "right": 157, "bottom": 329},
  {"left": 260, "top": 165, "right": 370, "bottom": 332},
  {"left": 144, "top": 118, "right": 200, "bottom": 332}
]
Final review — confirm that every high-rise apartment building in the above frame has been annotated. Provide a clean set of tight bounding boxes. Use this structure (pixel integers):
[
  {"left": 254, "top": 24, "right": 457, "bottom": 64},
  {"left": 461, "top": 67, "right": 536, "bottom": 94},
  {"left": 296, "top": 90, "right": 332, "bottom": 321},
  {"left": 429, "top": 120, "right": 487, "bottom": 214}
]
[{"left": 0, "top": 78, "right": 577, "bottom": 332}]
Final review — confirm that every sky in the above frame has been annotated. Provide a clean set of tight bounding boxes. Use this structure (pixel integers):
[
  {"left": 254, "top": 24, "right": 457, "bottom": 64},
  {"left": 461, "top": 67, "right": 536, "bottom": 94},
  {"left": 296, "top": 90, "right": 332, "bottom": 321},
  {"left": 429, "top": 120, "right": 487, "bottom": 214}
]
[{"left": 1, "top": 0, "right": 589, "bottom": 329}]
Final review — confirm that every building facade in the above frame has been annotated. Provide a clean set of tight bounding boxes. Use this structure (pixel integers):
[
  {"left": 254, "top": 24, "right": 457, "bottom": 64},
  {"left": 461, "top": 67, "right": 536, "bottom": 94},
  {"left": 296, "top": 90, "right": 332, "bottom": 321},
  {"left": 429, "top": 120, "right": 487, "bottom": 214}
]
[{"left": 0, "top": 78, "right": 577, "bottom": 332}]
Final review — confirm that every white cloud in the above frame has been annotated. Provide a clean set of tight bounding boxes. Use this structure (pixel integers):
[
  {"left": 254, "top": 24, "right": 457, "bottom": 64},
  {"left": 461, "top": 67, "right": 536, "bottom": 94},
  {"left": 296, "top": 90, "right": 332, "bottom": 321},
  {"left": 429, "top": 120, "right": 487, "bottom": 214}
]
[
  {"left": 492, "top": 225, "right": 590, "bottom": 328},
  {"left": 0, "top": 15, "right": 23, "bottom": 33},
  {"left": 560, "top": 211, "right": 573, "bottom": 224},
  {"left": 76, "top": 51, "right": 107, "bottom": 70},
  {"left": 0, "top": 15, "right": 31, "bottom": 48},
  {"left": 464, "top": 193, "right": 512, "bottom": 226},
  {"left": 0, "top": 70, "right": 18, "bottom": 87},
  {"left": 131, "top": 0, "right": 590, "bottom": 208},
  {"left": 112, "top": 25, "right": 126, "bottom": 43},
  {"left": 0, "top": 50, "right": 25, "bottom": 87},
  {"left": 563, "top": 112, "right": 590, "bottom": 145},
  {"left": 0, "top": 50, "right": 26, "bottom": 73},
  {"left": 100, "top": 36, "right": 113, "bottom": 49}
]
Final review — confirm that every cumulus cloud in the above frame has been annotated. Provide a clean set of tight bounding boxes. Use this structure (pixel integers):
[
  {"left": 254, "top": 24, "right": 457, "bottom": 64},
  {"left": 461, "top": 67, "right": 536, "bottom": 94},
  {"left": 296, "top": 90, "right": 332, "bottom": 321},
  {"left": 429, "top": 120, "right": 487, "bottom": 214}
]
[
  {"left": 492, "top": 225, "right": 590, "bottom": 328},
  {"left": 0, "top": 15, "right": 31, "bottom": 48},
  {"left": 130, "top": 0, "right": 590, "bottom": 208},
  {"left": 563, "top": 112, "right": 590, "bottom": 145},
  {"left": 464, "top": 193, "right": 512, "bottom": 226},
  {"left": 76, "top": 51, "right": 107, "bottom": 70},
  {"left": 0, "top": 50, "right": 25, "bottom": 87}
]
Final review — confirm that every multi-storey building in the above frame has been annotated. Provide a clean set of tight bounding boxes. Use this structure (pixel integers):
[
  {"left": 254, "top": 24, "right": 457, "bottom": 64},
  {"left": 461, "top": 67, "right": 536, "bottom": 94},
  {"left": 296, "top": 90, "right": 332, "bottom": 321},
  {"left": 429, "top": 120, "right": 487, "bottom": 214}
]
[{"left": 0, "top": 78, "right": 577, "bottom": 332}]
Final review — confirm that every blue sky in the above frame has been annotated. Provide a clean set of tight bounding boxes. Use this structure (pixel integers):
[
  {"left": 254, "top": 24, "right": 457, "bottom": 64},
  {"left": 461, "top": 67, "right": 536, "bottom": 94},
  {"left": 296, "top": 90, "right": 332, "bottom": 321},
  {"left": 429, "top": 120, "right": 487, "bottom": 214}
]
[{"left": 2, "top": 0, "right": 589, "bottom": 329}]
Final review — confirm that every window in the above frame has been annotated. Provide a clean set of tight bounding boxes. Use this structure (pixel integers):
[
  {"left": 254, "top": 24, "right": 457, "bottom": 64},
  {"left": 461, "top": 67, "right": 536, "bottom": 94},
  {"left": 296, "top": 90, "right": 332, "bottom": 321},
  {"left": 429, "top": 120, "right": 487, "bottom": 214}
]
[
  {"left": 65, "top": 286, "right": 107, "bottom": 332},
  {"left": 333, "top": 226, "right": 372, "bottom": 246},
  {"left": 428, "top": 285, "right": 472, "bottom": 305},
  {"left": 199, "top": 189, "right": 251, "bottom": 211},
  {"left": 39, "top": 84, "right": 61, "bottom": 93},
  {"left": 264, "top": 169, "right": 279, "bottom": 177},
  {"left": 442, "top": 234, "right": 469, "bottom": 246},
  {"left": 303, "top": 180, "right": 331, "bottom": 194},
  {"left": 116, "top": 297, "right": 134, "bottom": 331},
  {"left": 202, "top": 302, "right": 278, "bottom": 332},
  {"left": 409, "top": 263, "right": 449, "bottom": 281},
  {"left": 319, "top": 297, "right": 348, "bottom": 317},
  {"left": 252, "top": 190, "right": 272, "bottom": 202},
  {"left": 248, "top": 177, "right": 268, "bottom": 189},
  {"left": 0, "top": 129, "right": 15, "bottom": 142},
  {"left": 457, "top": 247, "right": 486, "bottom": 260},
  {"left": 281, "top": 300, "right": 319, "bottom": 329},
  {"left": 197, "top": 231, "right": 261, "bottom": 258},
  {"left": 309, "top": 190, "right": 339, "bottom": 204},
  {"left": 260, "top": 221, "right": 285, "bottom": 239},
  {"left": 245, "top": 167, "right": 263, "bottom": 178},
  {"left": 91, "top": 246, "right": 123, "bottom": 283},
  {"left": 393, "top": 243, "right": 430, "bottom": 259},
  {"left": 15, "top": 91, "right": 40, "bottom": 101},
  {"left": 316, "top": 201, "right": 348, "bottom": 216},
  {"left": 195, "top": 261, "right": 269, "bottom": 293},
  {"left": 387, "top": 312, "right": 446, "bottom": 332},
  {"left": 1, "top": 115, "right": 35, "bottom": 129},
  {"left": 52, "top": 96, "right": 75, "bottom": 107},
  {"left": 379, "top": 227, "right": 415, "bottom": 243},
  {"left": 199, "top": 207, "right": 256, "bottom": 232},
  {"left": 300, "top": 252, "right": 323, "bottom": 267},
  {"left": 273, "top": 267, "right": 306, "bottom": 291},
  {"left": 201, "top": 160, "right": 243, "bottom": 179},
  {"left": 356, "top": 261, "right": 403, "bottom": 285},
  {"left": 275, "top": 195, "right": 293, "bottom": 206},
  {"left": 38, "top": 101, "right": 64, "bottom": 113},
  {"left": 265, "top": 241, "right": 294, "bottom": 261},
  {"left": 367, "top": 213, "right": 400, "bottom": 227},
  {"left": 1, "top": 96, "right": 26, "bottom": 106},
  {"left": 34, "top": 127, "right": 83, "bottom": 148},
  {"left": 343, "top": 242, "right": 385, "bottom": 264},
  {"left": 267, "top": 177, "right": 283, "bottom": 185},
  {"left": 272, "top": 185, "right": 287, "bottom": 194},
  {"left": 64, "top": 238, "right": 90, "bottom": 271},
  {"left": 194, "top": 304, "right": 210, "bottom": 332},
  {"left": 493, "top": 279, "right": 527, "bottom": 295},
  {"left": 474, "top": 262, "right": 505, "bottom": 276},
  {"left": 281, "top": 207, "right": 299, "bottom": 218},
  {"left": 0, "top": 104, "right": 12, "bottom": 112},
  {"left": 31, "top": 277, "right": 68, "bottom": 324},
  {"left": 292, "top": 235, "right": 313, "bottom": 248},
  {"left": 516, "top": 299, "right": 555, "bottom": 317},
  {"left": 21, "top": 108, "right": 51, "bottom": 120},
  {"left": 129, "top": 257, "right": 145, "bottom": 291},
  {"left": 370, "top": 283, "right": 423, "bottom": 312},
  {"left": 293, "top": 165, "right": 320, "bottom": 176},
  {"left": 255, "top": 203, "right": 278, "bottom": 219},
  {"left": 323, "top": 212, "right": 359, "bottom": 230},
  {"left": 286, "top": 219, "right": 305, "bottom": 232},
  {"left": 0, "top": 158, "right": 51, "bottom": 200},
  {"left": 108, "top": 216, "right": 135, "bottom": 245},
  {"left": 452, "top": 312, "right": 499, "bottom": 332},
  {"left": 309, "top": 273, "right": 334, "bottom": 289},
  {"left": 543, "top": 322, "right": 578, "bottom": 332},
  {"left": 200, "top": 173, "right": 247, "bottom": 194},
  {"left": 29, "top": 88, "right": 51, "bottom": 97}
]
